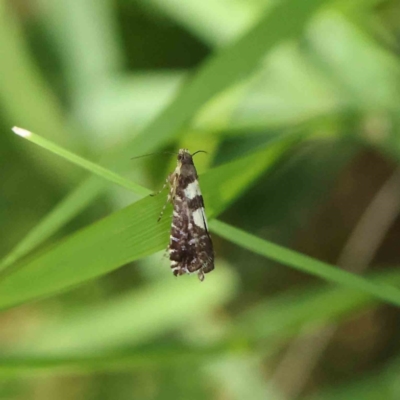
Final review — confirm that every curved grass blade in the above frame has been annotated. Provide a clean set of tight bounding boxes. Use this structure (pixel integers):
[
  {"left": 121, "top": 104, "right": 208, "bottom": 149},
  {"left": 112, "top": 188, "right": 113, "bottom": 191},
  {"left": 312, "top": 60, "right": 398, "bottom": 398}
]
[
  {"left": 11, "top": 127, "right": 150, "bottom": 196},
  {"left": 210, "top": 220, "right": 400, "bottom": 308}
]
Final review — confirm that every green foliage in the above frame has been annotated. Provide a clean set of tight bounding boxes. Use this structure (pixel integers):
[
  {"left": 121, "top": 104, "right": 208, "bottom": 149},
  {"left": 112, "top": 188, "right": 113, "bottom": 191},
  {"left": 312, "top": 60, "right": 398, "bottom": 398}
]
[{"left": 2, "top": 0, "right": 400, "bottom": 399}]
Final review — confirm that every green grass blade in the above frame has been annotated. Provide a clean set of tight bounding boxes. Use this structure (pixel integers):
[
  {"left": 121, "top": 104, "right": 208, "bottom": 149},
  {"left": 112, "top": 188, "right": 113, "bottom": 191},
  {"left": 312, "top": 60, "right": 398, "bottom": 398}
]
[
  {"left": 0, "top": 343, "right": 241, "bottom": 375},
  {"left": 210, "top": 220, "right": 400, "bottom": 308},
  {"left": 11, "top": 127, "right": 150, "bottom": 196},
  {"left": 127, "top": 0, "right": 329, "bottom": 157},
  {"left": 0, "top": 194, "right": 168, "bottom": 311},
  {"left": 0, "top": 141, "right": 289, "bottom": 311},
  {"left": 0, "top": 177, "right": 104, "bottom": 273}
]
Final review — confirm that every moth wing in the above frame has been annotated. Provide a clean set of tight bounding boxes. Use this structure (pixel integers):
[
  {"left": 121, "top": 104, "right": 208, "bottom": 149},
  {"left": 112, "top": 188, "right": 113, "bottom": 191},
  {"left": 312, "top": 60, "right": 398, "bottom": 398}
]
[
  {"left": 186, "top": 205, "right": 214, "bottom": 274},
  {"left": 169, "top": 199, "right": 192, "bottom": 274}
]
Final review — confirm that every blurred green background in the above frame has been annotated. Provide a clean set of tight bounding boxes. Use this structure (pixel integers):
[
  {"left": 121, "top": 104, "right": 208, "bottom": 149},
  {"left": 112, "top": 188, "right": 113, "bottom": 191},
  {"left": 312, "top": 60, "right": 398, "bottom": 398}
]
[{"left": 2, "top": 0, "right": 400, "bottom": 399}]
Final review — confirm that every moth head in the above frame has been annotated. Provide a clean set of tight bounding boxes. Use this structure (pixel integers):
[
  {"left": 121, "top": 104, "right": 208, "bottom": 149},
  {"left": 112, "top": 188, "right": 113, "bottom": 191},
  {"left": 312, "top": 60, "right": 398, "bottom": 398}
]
[{"left": 177, "top": 149, "right": 193, "bottom": 165}]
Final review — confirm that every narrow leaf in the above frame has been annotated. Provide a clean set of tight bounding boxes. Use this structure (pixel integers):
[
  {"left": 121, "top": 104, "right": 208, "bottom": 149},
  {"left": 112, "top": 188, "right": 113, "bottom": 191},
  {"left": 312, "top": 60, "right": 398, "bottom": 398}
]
[
  {"left": 11, "top": 127, "right": 150, "bottom": 196},
  {"left": 210, "top": 220, "right": 400, "bottom": 308}
]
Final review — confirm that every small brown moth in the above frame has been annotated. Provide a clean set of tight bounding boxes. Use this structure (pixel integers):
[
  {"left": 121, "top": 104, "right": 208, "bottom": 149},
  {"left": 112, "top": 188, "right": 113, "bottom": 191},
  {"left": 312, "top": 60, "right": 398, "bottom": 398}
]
[{"left": 156, "top": 149, "right": 214, "bottom": 281}]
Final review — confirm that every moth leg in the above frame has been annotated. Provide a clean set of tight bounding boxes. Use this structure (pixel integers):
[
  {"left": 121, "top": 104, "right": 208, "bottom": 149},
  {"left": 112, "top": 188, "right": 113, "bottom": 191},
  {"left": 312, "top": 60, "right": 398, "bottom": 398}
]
[
  {"left": 150, "top": 177, "right": 169, "bottom": 197},
  {"left": 197, "top": 269, "right": 205, "bottom": 282},
  {"left": 157, "top": 193, "right": 171, "bottom": 222},
  {"left": 150, "top": 176, "right": 171, "bottom": 222}
]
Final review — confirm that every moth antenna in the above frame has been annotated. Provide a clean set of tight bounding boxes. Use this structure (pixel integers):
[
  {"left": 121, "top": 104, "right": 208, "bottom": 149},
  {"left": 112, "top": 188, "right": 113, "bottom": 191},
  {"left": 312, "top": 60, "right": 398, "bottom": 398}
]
[
  {"left": 192, "top": 150, "right": 208, "bottom": 157},
  {"left": 131, "top": 151, "right": 177, "bottom": 160}
]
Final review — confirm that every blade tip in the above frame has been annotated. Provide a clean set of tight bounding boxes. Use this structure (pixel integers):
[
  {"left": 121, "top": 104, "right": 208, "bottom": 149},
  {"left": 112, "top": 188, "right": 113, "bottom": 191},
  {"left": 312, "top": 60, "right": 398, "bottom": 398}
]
[{"left": 12, "top": 126, "right": 32, "bottom": 138}]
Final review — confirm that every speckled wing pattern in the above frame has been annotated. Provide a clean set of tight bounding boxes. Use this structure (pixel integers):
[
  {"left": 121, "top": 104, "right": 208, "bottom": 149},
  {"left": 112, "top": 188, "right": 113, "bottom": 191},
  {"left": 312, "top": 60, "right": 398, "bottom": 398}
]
[{"left": 166, "top": 149, "right": 214, "bottom": 281}]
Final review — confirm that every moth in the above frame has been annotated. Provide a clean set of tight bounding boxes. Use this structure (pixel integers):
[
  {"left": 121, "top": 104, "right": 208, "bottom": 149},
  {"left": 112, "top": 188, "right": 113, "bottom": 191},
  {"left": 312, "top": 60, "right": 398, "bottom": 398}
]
[{"left": 156, "top": 149, "right": 214, "bottom": 281}]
